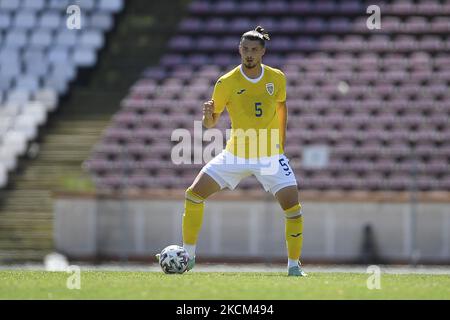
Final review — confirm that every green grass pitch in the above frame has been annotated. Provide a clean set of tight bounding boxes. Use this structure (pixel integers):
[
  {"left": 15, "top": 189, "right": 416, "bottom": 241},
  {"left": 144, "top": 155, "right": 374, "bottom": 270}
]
[{"left": 0, "top": 271, "right": 449, "bottom": 299}]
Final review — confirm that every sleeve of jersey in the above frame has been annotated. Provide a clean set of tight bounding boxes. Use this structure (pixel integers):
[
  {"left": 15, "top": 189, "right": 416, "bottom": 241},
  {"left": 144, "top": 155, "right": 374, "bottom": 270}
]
[
  {"left": 212, "top": 78, "right": 228, "bottom": 114},
  {"left": 276, "top": 73, "right": 287, "bottom": 103}
]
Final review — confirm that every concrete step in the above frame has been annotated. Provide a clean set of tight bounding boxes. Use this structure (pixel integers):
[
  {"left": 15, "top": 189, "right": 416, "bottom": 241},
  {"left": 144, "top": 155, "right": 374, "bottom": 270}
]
[
  {"left": 0, "top": 200, "right": 52, "bottom": 207},
  {"left": 0, "top": 217, "right": 52, "bottom": 227},
  {"left": 0, "top": 190, "right": 50, "bottom": 197},
  {"left": 31, "top": 152, "right": 93, "bottom": 161},
  {"left": 0, "top": 232, "right": 53, "bottom": 240},
  {"left": 0, "top": 190, "right": 53, "bottom": 211},
  {"left": 0, "top": 212, "right": 52, "bottom": 219},
  {"left": 0, "top": 236, "right": 53, "bottom": 249},
  {"left": 0, "top": 205, "right": 53, "bottom": 212},
  {"left": 42, "top": 135, "right": 102, "bottom": 143},
  {"left": 0, "top": 190, "right": 52, "bottom": 198},
  {"left": 0, "top": 249, "right": 53, "bottom": 263},
  {"left": 9, "top": 183, "right": 77, "bottom": 191},
  {"left": 0, "top": 227, "right": 52, "bottom": 234},
  {"left": 15, "top": 165, "right": 84, "bottom": 173},
  {"left": 39, "top": 141, "right": 101, "bottom": 149}
]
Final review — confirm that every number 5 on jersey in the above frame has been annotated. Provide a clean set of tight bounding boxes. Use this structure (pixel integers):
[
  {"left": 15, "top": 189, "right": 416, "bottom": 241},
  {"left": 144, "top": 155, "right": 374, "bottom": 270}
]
[{"left": 255, "top": 102, "right": 262, "bottom": 117}]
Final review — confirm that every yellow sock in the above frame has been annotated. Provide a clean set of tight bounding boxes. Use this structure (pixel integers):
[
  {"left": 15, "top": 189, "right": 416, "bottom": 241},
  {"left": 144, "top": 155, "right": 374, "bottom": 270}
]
[
  {"left": 182, "top": 188, "right": 205, "bottom": 246},
  {"left": 284, "top": 203, "right": 303, "bottom": 261}
]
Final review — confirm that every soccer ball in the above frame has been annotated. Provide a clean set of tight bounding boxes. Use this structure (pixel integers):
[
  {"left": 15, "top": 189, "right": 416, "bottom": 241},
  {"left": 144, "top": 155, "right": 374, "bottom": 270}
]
[{"left": 158, "top": 245, "right": 189, "bottom": 274}]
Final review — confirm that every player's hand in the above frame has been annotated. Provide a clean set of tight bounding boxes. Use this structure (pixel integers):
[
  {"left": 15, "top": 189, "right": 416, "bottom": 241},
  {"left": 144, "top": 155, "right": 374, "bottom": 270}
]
[{"left": 203, "top": 100, "right": 214, "bottom": 119}]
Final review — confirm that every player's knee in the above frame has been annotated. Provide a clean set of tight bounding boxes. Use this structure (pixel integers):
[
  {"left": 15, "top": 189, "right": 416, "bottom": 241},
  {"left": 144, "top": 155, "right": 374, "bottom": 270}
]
[
  {"left": 185, "top": 187, "right": 205, "bottom": 204},
  {"left": 284, "top": 203, "right": 302, "bottom": 219}
]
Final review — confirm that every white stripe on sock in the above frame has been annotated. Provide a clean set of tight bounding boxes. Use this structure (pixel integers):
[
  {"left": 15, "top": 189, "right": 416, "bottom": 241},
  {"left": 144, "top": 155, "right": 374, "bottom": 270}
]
[
  {"left": 288, "top": 259, "right": 298, "bottom": 269},
  {"left": 183, "top": 244, "right": 196, "bottom": 259}
]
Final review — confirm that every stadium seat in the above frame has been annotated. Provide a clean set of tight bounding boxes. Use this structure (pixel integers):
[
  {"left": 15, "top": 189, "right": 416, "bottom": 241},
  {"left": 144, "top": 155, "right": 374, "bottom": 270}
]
[
  {"left": 80, "top": 30, "right": 105, "bottom": 50},
  {"left": 179, "top": 18, "right": 202, "bottom": 33},
  {"left": 264, "top": 1, "right": 289, "bottom": 14},
  {"left": 38, "top": 12, "right": 61, "bottom": 29},
  {"left": 0, "top": 62, "right": 20, "bottom": 78},
  {"left": 0, "top": 143, "right": 18, "bottom": 171},
  {"left": 24, "top": 60, "right": 49, "bottom": 77},
  {"left": 240, "top": 1, "right": 261, "bottom": 14},
  {"left": 23, "top": 101, "right": 47, "bottom": 126},
  {"left": 47, "top": 47, "right": 70, "bottom": 64},
  {"left": 197, "top": 37, "right": 218, "bottom": 51},
  {"left": 74, "top": 0, "right": 96, "bottom": 12},
  {"left": 4, "top": 30, "right": 28, "bottom": 49},
  {"left": 15, "top": 74, "right": 40, "bottom": 93},
  {"left": 2, "top": 130, "right": 27, "bottom": 156},
  {"left": 255, "top": 17, "right": 276, "bottom": 32},
  {"left": 7, "top": 90, "right": 30, "bottom": 105},
  {"left": 47, "top": 0, "right": 69, "bottom": 10},
  {"left": 0, "top": 13, "right": 11, "bottom": 31},
  {"left": 0, "top": 0, "right": 20, "bottom": 12},
  {"left": 22, "top": 0, "right": 46, "bottom": 11},
  {"left": 88, "top": 13, "right": 114, "bottom": 31},
  {"left": 34, "top": 88, "right": 58, "bottom": 112},
  {"left": 22, "top": 49, "right": 45, "bottom": 64},
  {"left": 73, "top": 48, "right": 97, "bottom": 67},
  {"left": 215, "top": 1, "right": 237, "bottom": 14},
  {"left": 13, "top": 114, "right": 39, "bottom": 140},
  {"left": 203, "top": 17, "right": 226, "bottom": 33},
  {"left": 13, "top": 11, "right": 37, "bottom": 30},
  {"left": 98, "top": 0, "right": 124, "bottom": 13},
  {"left": 30, "top": 29, "right": 53, "bottom": 48},
  {"left": 55, "top": 30, "right": 79, "bottom": 48},
  {"left": 44, "top": 77, "right": 69, "bottom": 95},
  {"left": 169, "top": 36, "right": 194, "bottom": 51}
]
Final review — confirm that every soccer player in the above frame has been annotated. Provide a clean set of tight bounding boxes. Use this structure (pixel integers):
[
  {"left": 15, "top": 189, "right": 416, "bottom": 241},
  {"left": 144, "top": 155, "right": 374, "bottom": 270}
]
[{"left": 161, "top": 26, "right": 306, "bottom": 276}]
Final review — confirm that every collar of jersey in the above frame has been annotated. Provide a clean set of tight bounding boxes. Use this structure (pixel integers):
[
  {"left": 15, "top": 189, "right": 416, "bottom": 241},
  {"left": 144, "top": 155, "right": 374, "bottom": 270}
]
[{"left": 239, "top": 64, "right": 265, "bottom": 84}]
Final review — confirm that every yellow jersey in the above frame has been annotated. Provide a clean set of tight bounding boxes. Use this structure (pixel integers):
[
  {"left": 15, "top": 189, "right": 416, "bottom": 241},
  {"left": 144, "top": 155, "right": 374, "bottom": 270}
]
[{"left": 212, "top": 64, "right": 287, "bottom": 159}]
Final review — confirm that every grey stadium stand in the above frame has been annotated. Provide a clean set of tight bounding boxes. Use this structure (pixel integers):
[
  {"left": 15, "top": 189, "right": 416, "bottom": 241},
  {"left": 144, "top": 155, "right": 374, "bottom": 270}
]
[{"left": 0, "top": 0, "right": 124, "bottom": 188}]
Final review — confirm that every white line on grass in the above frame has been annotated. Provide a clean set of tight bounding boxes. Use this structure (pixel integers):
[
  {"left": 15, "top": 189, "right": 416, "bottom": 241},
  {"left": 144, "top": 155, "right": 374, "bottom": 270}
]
[{"left": 1, "top": 264, "right": 450, "bottom": 274}]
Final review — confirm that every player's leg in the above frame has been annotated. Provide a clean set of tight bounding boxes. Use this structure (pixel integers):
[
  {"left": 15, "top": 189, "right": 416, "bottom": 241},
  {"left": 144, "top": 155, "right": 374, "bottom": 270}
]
[
  {"left": 156, "top": 172, "right": 220, "bottom": 271},
  {"left": 253, "top": 153, "right": 306, "bottom": 276},
  {"left": 182, "top": 171, "right": 221, "bottom": 268},
  {"left": 190, "top": 170, "right": 222, "bottom": 199},
  {"left": 180, "top": 149, "right": 246, "bottom": 271},
  {"left": 275, "top": 185, "right": 307, "bottom": 277}
]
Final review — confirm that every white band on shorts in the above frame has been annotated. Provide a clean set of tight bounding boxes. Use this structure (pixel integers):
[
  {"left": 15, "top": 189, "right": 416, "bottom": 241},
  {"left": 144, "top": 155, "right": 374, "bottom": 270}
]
[
  {"left": 270, "top": 181, "right": 298, "bottom": 196},
  {"left": 200, "top": 167, "right": 228, "bottom": 190}
]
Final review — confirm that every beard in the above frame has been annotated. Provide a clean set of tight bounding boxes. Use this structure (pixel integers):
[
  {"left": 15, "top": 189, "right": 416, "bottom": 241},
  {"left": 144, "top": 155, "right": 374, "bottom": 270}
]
[{"left": 244, "top": 61, "right": 257, "bottom": 69}]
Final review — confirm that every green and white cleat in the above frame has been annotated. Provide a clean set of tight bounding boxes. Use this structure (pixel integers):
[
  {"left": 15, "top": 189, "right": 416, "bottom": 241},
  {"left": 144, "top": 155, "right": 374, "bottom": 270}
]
[
  {"left": 155, "top": 253, "right": 161, "bottom": 262},
  {"left": 288, "top": 262, "right": 308, "bottom": 277},
  {"left": 186, "top": 256, "right": 195, "bottom": 271}
]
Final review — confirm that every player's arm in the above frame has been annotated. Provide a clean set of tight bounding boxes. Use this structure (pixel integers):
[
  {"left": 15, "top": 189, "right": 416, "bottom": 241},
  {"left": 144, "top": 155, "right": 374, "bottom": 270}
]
[
  {"left": 276, "top": 72, "right": 288, "bottom": 150},
  {"left": 276, "top": 100, "right": 287, "bottom": 150},
  {"left": 202, "top": 100, "right": 221, "bottom": 128},
  {"left": 204, "top": 78, "right": 228, "bottom": 128}
]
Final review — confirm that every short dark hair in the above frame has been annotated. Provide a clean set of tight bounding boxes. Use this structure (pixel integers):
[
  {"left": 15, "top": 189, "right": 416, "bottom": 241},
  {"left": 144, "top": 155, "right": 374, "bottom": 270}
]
[{"left": 240, "top": 26, "right": 270, "bottom": 47}]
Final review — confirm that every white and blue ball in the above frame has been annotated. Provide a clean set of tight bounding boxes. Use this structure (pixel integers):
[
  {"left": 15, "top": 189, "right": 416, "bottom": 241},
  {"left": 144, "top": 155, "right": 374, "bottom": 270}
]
[{"left": 158, "top": 245, "right": 189, "bottom": 274}]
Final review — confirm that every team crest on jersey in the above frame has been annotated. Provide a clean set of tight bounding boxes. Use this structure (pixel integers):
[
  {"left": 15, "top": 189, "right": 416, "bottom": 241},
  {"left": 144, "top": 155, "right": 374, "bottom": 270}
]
[{"left": 266, "top": 83, "right": 274, "bottom": 95}]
